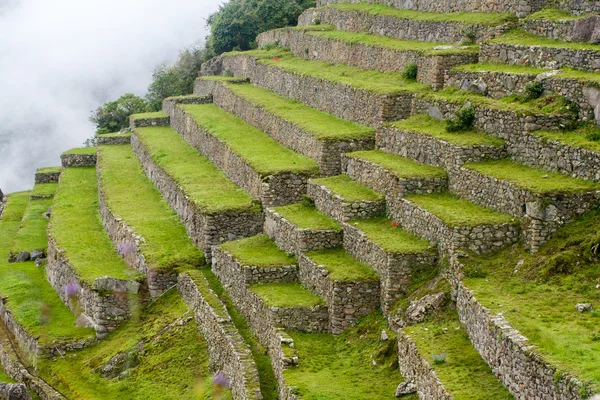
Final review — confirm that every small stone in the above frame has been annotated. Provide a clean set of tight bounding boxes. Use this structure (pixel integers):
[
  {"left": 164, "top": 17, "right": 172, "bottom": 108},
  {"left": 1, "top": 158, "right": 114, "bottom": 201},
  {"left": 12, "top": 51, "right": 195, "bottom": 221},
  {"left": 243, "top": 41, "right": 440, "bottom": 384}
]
[
  {"left": 14, "top": 252, "right": 30, "bottom": 263},
  {"left": 30, "top": 250, "right": 44, "bottom": 261},
  {"left": 395, "top": 381, "right": 417, "bottom": 397},
  {"left": 381, "top": 330, "right": 389, "bottom": 341},
  {"left": 576, "top": 303, "right": 593, "bottom": 313}
]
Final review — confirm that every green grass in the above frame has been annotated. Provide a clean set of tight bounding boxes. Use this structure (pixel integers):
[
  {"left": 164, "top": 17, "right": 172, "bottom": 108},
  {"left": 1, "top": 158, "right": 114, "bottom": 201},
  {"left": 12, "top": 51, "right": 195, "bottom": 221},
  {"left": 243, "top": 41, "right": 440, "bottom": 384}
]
[
  {"left": 36, "top": 166, "right": 62, "bottom": 174},
  {"left": 284, "top": 312, "right": 415, "bottom": 399},
  {"left": 310, "top": 175, "right": 384, "bottom": 202},
  {"left": 38, "top": 290, "right": 231, "bottom": 400},
  {"left": 349, "top": 217, "right": 434, "bottom": 254},
  {"left": 524, "top": 8, "right": 588, "bottom": 21},
  {"left": 389, "top": 114, "right": 504, "bottom": 147},
  {"left": 49, "top": 167, "right": 139, "bottom": 284},
  {"left": 99, "top": 132, "right": 131, "bottom": 138},
  {"left": 199, "top": 76, "right": 248, "bottom": 82},
  {"left": 220, "top": 235, "right": 296, "bottom": 268},
  {"left": 63, "top": 147, "right": 96, "bottom": 155},
  {"left": 452, "top": 63, "right": 600, "bottom": 84},
  {"left": 404, "top": 309, "right": 513, "bottom": 399},
  {"left": 345, "top": 150, "right": 447, "bottom": 179},
  {"left": 10, "top": 197, "right": 53, "bottom": 254},
  {"left": 250, "top": 282, "right": 325, "bottom": 308},
  {"left": 98, "top": 145, "right": 205, "bottom": 272},
  {"left": 405, "top": 192, "right": 516, "bottom": 227},
  {"left": 0, "top": 193, "right": 94, "bottom": 346},
  {"left": 305, "top": 248, "right": 378, "bottom": 282},
  {"left": 535, "top": 124, "right": 600, "bottom": 153},
  {"left": 185, "top": 270, "right": 229, "bottom": 319},
  {"left": 134, "top": 127, "right": 258, "bottom": 214},
  {"left": 221, "top": 81, "right": 375, "bottom": 141},
  {"left": 465, "top": 159, "right": 600, "bottom": 193},
  {"left": 0, "top": 370, "right": 15, "bottom": 383},
  {"left": 229, "top": 48, "right": 428, "bottom": 95},
  {"left": 490, "top": 29, "right": 600, "bottom": 51},
  {"left": 31, "top": 183, "right": 58, "bottom": 198},
  {"left": 272, "top": 203, "right": 341, "bottom": 231},
  {"left": 131, "top": 111, "right": 168, "bottom": 120},
  {"left": 182, "top": 104, "right": 319, "bottom": 176},
  {"left": 327, "top": 3, "right": 517, "bottom": 26}
]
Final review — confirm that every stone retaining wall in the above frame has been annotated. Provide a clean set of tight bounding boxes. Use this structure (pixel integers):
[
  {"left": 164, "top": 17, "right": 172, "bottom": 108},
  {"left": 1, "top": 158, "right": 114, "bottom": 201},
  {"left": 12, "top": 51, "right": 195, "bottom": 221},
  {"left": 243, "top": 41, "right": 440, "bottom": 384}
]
[
  {"left": 199, "top": 54, "right": 414, "bottom": 127},
  {"left": 34, "top": 171, "right": 61, "bottom": 184},
  {"left": 264, "top": 208, "right": 343, "bottom": 255},
  {"left": 343, "top": 223, "right": 437, "bottom": 311},
  {"left": 0, "top": 383, "right": 31, "bottom": 400},
  {"left": 177, "top": 273, "right": 262, "bottom": 400},
  {"left": 97, "top": 135, "right": 131, "bottom": 145},
  {"left": 130, "top": 132, "right": 264, "bottom": 260},
  {"left": 257, "top": 28, "right": 478, "bottom": 90},
  {"left": 129, "top": 115, "right": 169, "bottom": 130},
  {"left": 298, "top": 7, "right": 512, "bottom": 44},
  {"left": 60, "top": 153, "right": 97, "bottom": 168},
  {"left": 298, "top": 254, "right": 379, "bottom": 334},
  {"left": 162, "top": 95, "right": 212, "bottom": 120},
  {"left": 307, "top": 180, "right": 385, "bottom": 222},
  {"left": 170, "top": 105, "right": 313, "bottom": 206},
  {"left": 196, "top": 78, "right": 375, "bottom": 176}
]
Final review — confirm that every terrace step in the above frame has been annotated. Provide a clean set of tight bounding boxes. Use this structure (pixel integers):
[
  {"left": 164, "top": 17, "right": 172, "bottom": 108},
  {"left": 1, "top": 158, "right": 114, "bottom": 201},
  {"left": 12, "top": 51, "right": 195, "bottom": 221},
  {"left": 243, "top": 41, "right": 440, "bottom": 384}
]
[
  {"left": 307, "top": 175, "right": 385, "bottom": 222},
  {"left": 161, "top": 94, "right": 212, "bottom": 119},
  {"left": 97, "top": 144, "right": 206, "bottom": 297},
  {"left": 60, "top": 147, "right": 97, "bottom": 168},
  {"left": 195, "top": 77, "right": 375, "bottom": 176},
  {"left": 388, "top": 191, "right": 520, "bottom": 254},
  {"left": 47, "top": 166, "right": 144, "bottom": 336},
  {"left": 521, "top": 9, "right": 600, "bottom": 44},
  {"left": 257, "top": 26, "right": 479, "bottom": 89},
  {"left": 298, "top": 4, "right": 515, "bottom": 43},
  {"left": 129, "top": 127, "right": 263, "bottom": 258},
  {"left": 199, "top": 49, "right": 424, "bottom": 127},
  {"left": 378, "top": 114, "right": 506, "bottom": 168},
  {"left": 298, "top": 248, "right": 380, "bottom": 334},
  {"left": 341, "top": 150, "right": 447, "bottom": 199},
  {"left": 34, "top": 167, "right": 61, "bottom": 184},
  {"left": 343, "top": 217, "right": 437, "bottom": 311},
  {"left": 264, "top": 203, "right": 343, "bottom": 256},
  {"left": 170, "top": 102, "right": 319, "bottom": 206},
  {"left": 96, "top": 132, "right": 131, "bottom": 145},
  {"left": 129, "top": 111, "right": 169, "bottom": 129}
]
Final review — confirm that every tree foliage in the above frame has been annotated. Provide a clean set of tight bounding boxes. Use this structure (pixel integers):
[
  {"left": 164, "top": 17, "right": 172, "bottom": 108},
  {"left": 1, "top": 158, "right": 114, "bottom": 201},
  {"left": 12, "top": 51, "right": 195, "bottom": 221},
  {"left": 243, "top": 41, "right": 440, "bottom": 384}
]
[{"left": 89, "top": 93, "right": 150, "bottom": 134}]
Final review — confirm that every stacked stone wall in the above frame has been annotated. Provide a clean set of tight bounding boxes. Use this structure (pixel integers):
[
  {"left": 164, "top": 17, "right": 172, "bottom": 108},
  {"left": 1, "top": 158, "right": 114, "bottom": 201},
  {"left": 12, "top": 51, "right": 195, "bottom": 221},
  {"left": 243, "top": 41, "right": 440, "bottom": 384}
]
[
  {"left": 60, "top": 153, "right": 97, "bottom": 168},
  {"left": 34, "top": 171, "right": 61, "bottom": 184},
  {"left": 162, "top": 95, "right": 212, "bottom": 120},
  {"left": 129, "top": 115, "right": 169, "bottom": 130},
  {"left": 96, "top": 135, "right": 131, "bottom": 146}
]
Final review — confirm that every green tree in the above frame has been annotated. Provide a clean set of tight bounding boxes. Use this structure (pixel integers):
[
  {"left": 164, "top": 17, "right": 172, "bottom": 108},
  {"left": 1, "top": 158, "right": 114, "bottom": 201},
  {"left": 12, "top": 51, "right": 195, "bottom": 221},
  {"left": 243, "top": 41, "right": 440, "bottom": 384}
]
[{"left": 90, "top": 93, "right": 150, "bottom": 134}]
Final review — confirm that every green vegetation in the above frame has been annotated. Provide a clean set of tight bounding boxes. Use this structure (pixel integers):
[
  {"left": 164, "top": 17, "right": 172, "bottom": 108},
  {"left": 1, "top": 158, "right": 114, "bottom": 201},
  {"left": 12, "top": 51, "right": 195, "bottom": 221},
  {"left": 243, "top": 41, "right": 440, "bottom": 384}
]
[
  {"left": 10, "top": 197, "right": 53, "bottom": 254},
  {"left": 464, "top": 159, "right": 599, "bottom": 193},
  {"left": 90, "top": 93, "right": 151, "bottom": 134},
  {"left": 63, "top": 147, "right": 96, "bottom": 155},
  {"left": 310, "top": 175, "right": 383, "bottom": 202},
  {"left": 490, "top": 29, "right": 600, "bottom": 51},
  {"left": 185, "top": 269, "right": 229, "bottom": 319},
  {"left": 131, "top": 111, "right": 168, "bottom": 120},
  {"left": 349, "top": 217, "right": 433, "bottom": 254},
  {"left": 345, "top": 150, "right": 447, "bottom": 178},
  {"left": 285, "top": 313, "right": 415, "bottom": 399},
  {"left": 219, "top": 81, "right": 375, "bottom": 141},
  {"left": 524, "top": 8, "right": 587, "bottom": 21},
  {"left": 134, "top": 127, "right": 258, "bottom": 213},
  {"left": 98, "top": 145, "right": 205, "bottom": 272},
  {"left": 99, "top": 132, "right": 131, "bottom": 139},
  {"left": 452, "top": 63, "right": 600, "bottom": 84},
  {"left": 327, "top": 3, "right": 517, "bottom": 26},
  {"left": 273, "top": 203, "right": 341, "bottom": 231},
  {"left": 50, "top": 167, "right": 139, "bottom": 283},
  {"left": 445, "top": 104, "right": 475, "bottom": 132},
  {"left": 0, "top": 193, "right": 94, "bottom": 346},
  {"left": 36, "top": 166, "right": 62, "bottom": 174},
  {"left": 535, "top": 124, "right": 600, "bottom": 153},
  {"left": 220, "top": 235, "right": 296, "bottom": 268},
  {"left": 390, "top": 263, "right": 449, "bottom": 314},
  {"left": 390, "top": 114, "right": 504, "bottom": 146},
  {"left": 305, "top": 248, "right": 378, "bottom": 282},
  {"left": 183, "top": 104, "right": 319, "bottom": 175},
  {"left": 0, "top": 370, "right": 15, "bottom": 383},
  {"left": 31, "top": 183, "right": 58, "bottom": 198},
  {"left": 404, "top": 309, "right": 513, "bottom": 399},
  {"left": 405, "top": 192, "right": 516, "bottom": 227},
  {"left": 250, "top": 282, "right": 324, "bottom": 307}
]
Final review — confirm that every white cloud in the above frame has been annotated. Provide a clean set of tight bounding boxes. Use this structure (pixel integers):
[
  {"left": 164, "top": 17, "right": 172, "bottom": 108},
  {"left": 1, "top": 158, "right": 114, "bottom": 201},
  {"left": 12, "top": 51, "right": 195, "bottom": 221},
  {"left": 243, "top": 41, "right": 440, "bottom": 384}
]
[{"left": 0, "top": 0, "right": 219, "bottom": 192}]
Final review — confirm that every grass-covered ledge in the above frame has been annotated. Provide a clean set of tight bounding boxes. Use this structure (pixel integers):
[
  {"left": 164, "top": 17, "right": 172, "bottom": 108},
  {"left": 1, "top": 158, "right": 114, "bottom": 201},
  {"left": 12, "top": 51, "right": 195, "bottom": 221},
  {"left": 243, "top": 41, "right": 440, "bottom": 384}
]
[
  {"left": 220, "top": 235, "right": 296, "bottom": 268},
  {"left": 345, "top": 150, "right": 447, "bottom": 179},
  {"left": 249, "top": 282, "right": 325, "bottom": 308},
  {"left": 535, "top": 124, "right": 600, "bottom": 154},
  {"left": 304, "top": 248, "right": 378, "bottom": 282},
  {"left": 310, "top": 175, "right": 383, "bottom": 202},
  {"left": 10, "top": 197, "right": 53, "bottom": 257},
  {"left": 349, "top": 217, "right": 434, "bottom": 254},
  {"left": 130, "top": 111, "right": 168, "bottom": 120},
  {"left": 36, "top": 166, "right": 62, "bottom": 175},
  {"left": 451, "top": 63, "right": 600, "bottom": 84},
  {"left": 272, "top": 203, "right": 341, "bottom": 231},
  {"left": 62, "top": 147, "right": 97, "bottom": 156},
  {"left": 489, "top": 29, "right": 600, "bottom": 52}
]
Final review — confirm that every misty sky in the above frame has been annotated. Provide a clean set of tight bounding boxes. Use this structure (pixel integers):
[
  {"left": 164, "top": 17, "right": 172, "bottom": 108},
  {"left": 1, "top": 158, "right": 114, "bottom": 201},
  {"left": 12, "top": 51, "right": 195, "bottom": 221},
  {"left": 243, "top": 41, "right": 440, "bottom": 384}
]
[{"left": 0, "top": 0, "right": 219, "bottom": 193}]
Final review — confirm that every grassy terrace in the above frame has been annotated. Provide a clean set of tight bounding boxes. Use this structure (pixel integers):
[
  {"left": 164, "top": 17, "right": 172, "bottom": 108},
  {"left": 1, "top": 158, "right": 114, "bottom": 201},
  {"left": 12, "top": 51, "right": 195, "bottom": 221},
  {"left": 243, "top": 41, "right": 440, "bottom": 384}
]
[
  {"left": 305, "top": 248, "right": 378, "bottom": 282},
  {"left": 10, "top": 197, "right": 53, "bottom": 255},
  {"left": 389, "top": 114, "right": 504, "bottom": 147},
  {"left": 452, "top": 62, "right": 600, "bottom": 83},
  {"left": 310, "top": 175, "right": 383, "bottom": 202},
  {"left": 227, "top": 48, "right": 428, "bottom": 95},
  {"left": 462, "top": 208, "right": 600, "bottom": 392},
  {"left": 326, "top": 3, "right": 517, "bottom": 25},
  {"left": 250, "top": 282, "right": 325, "bottom": 308},
  {"left": 99, "top": 132, "right": 131, "bottom": 138},
  {"left": 182, "top": 103, "right": 320, "bottom": 175},
  {"left": 98, "top": 145, "right": 205, "bottom": 272},
  {"left": 489, "top": 29, "right": 600, "bottom": 51},
  {"left": 63, "top": 147, "right": 96, "bottom": 155},
  {"left": 131, "top": 111, "right": 168, "bottom": 120},
  {"left": 272, "top": 203, "right": 341, "bottom": 231},
  {"left": 346, "top": 150, "right": 447, "bottom": 178},
  {"left": 134, "top": 127, "right": 258, "bottom": 214},
  {"left": 285, "top": 313, "right": 414, "bottom": 399},
  {"left": 464, "top": 159, "right": 600, "bottom": 193},
  {"left": 535, "top": 124, "right": 600, "bottom": 153},
  {"left": 31, "top": 182, "right": 57, "bottom": 198},
  {"left": 220, "top": 234, "right": 296, "bottom": 268},
  {"left": 405, "top": 192, "right": 516, "bottom": 227},
  {"left": 208, "top": 79, "right": 375, "bottom": 141},
  {"left": 50, "top": 167, "right": 138, "bottom": 283},
  {"left": 350, "top": 217, "right": 434, "bottom": 254},
  {"left": 524, "top": 8, "right": 590, "bottom": 21},
  {"left": 0, "top": 192, "right": 93, "bottom": 345},
  {"left": 36, "top": 166, "right": 62, "bottom": 174},
  {"left": 404, "top": 309, "right": 513, "bottom": 399}
]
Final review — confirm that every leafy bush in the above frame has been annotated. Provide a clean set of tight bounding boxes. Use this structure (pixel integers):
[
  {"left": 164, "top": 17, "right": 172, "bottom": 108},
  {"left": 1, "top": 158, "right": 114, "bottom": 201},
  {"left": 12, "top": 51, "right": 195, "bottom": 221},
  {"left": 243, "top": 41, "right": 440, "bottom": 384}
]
[
  {"left": 90, "top": 93, "right": 150, "bottom": 134},
  {"left": 524, "top": 81, "right": 545, "bottom": 100},
  {"left": 432, "top": 353, "right": 447, "bottom": 365},
  {"left": 401, "top": 63, "right": 418, "bottom": 81},
  {"left": 445, "top": 105, "right": 476, "bottom": 133},
  {"left": 460, "top": 25, "right": 477, "bottom": 45}
]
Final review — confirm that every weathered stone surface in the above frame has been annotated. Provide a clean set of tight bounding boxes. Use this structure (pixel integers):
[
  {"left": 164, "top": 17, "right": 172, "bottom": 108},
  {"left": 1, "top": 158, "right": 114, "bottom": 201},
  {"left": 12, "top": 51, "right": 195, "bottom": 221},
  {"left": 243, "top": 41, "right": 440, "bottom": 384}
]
[
  {"left": 60, "top": 153, "right": 97, "bottom": 168},
  {"left": 0, "top": 383, "right": 31, "bottom": 400},
  {"left": 522, "top": 15, "right": 600, "bottom": 44},
  {"left": 34, "top": 170, "right": 61, "bottom": 184},
  {"left": 405, "top": 292, "right": 447, "bottom": 324},
  {"left": 575, "top": 303, "right": 593, "bottom": 312},
  {"left": 96, "top": 134, "right": 131, "bottom": 146},
  {"left": 161, "top": 95, "right": 212, "bottom": 120},
  {"left": 98, "top": 342, "right": 144, "bottom": 379},
  {"left": 128, "top": 115, "right": 169, "bottom": 130},
  {"left": 395, "top": 380, "right": 417, "bottom": 397}
]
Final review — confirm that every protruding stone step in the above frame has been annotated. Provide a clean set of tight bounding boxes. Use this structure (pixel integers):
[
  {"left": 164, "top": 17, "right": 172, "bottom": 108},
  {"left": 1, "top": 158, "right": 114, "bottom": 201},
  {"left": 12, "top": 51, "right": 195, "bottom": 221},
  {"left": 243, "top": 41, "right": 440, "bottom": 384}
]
[
  {"left": 343, "top": 217, "right": 436, "bottom": 311},
  {"left": 171, "top": 102, "right": 319, "bottom": 206},
  {"left": 307, "top": 175, "right": 385, "bottom": 222},
  {"left": 195, "top": 77, "right": 376, "bottom": 176},
  {"left": 60, "top": 147, "right": 97, "bottom": 168},
  {"left": 130, "top": 127, "right": 263, "bottom": 258},
  {"left": 379, "top": 114, "right": 506, "bottom": 168},
  {"left": 96, "top": 132, "right": 131, "bottom": 145},
  {"left": 298, "top": 248, "right": 379, "bottom": 334},
  {"left": 162, "top": 94, "right": 212, "bottom": 119},
  {"left": 264, "top": 203, "right": 343, "bottom": 256},
  {"left": 34, "top": 166, "right": 61, "bottom": 184},
  {"left": 129, "top": 111, "right": 169, "bottom": 129},
  {"left": 257, "top": 26, "right": 479, "bottom": 89},
  {"left": 388, "top": 192, "right": 520, "bottom": 254},
  {"left": 342, "top": 150, "right": 447, "bottom": 198}
]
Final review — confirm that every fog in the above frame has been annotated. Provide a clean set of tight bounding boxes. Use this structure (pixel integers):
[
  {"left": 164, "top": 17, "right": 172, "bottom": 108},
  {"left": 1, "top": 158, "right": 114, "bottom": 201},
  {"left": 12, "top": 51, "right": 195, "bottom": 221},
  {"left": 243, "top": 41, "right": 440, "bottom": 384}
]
[{"left": 0, "top": 0, "right": 219, "bottom": 193}]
